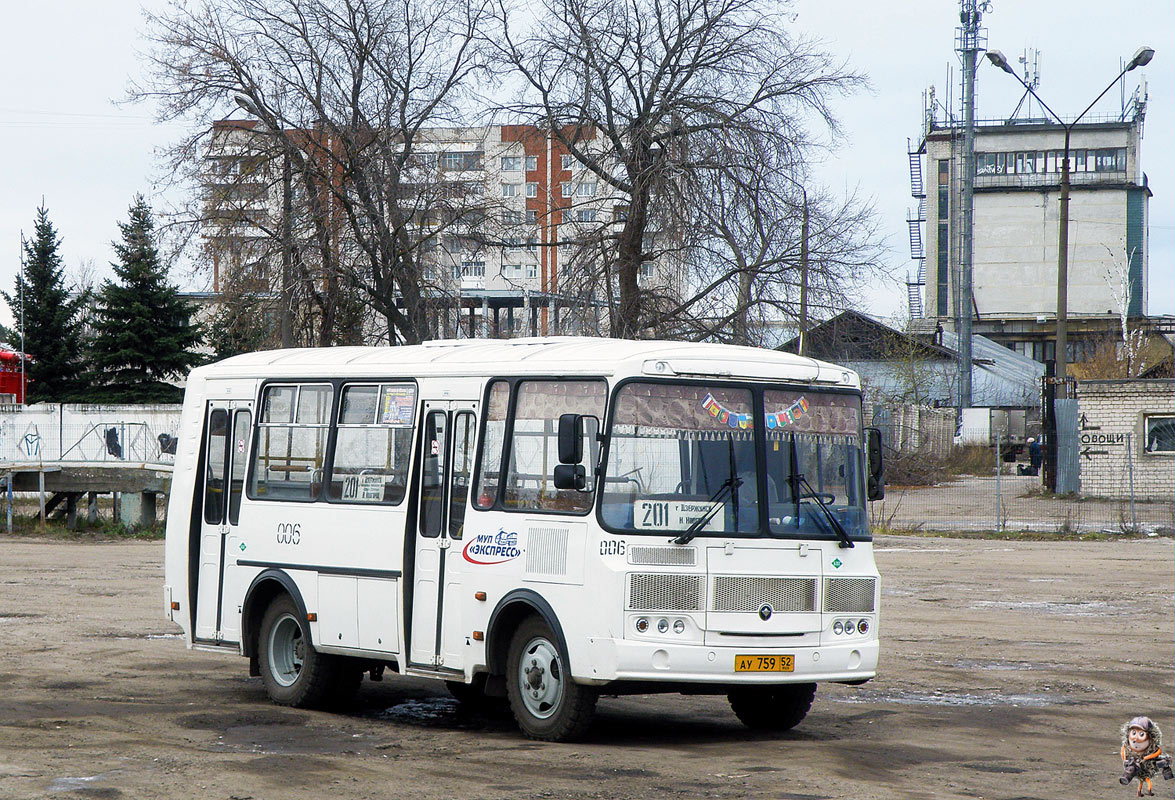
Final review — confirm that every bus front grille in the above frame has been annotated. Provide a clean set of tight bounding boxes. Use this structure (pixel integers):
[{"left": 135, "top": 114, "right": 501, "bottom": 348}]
[
  {"left": 712, "top": 576, "right": 816, "bottom": 612},
  {"left": 823, "top": 577, "right": 877, "bottom": 612},
  {"left": 628, "top": 573, "right": 704, "bottom": 611}
]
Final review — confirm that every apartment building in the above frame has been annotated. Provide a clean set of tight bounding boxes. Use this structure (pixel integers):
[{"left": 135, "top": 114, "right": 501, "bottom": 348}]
[
  {"left": 203, "top": 121, "right": 653, "bottom": 341},
  {"left": 905, "top": 93, "right": 1157, "bottom": 364}
]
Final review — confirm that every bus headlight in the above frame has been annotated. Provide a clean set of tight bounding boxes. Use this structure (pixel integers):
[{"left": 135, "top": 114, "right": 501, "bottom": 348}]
[
  {"left": 657, "top": 618, "right": 669, "bottom": 634},
  {"left": 635, "top": 617, "right": 649, "bottom": 633},
  {"left": 673, "top": 619, "right": 685, "bottom": 634},
  {"left": 832, "top": 620, "right": 843, "bottom": 635},
  {"left": 844, "top": 619, "right": 855, "bottom": 634},
  {"left": 858, "top": 619, "right": 870, "bottom": 635}
]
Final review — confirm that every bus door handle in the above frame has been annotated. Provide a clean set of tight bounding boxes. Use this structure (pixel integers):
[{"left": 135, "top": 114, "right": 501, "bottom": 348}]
[{"left": 438, "top": 537, "right": 452, "bottom": 550}]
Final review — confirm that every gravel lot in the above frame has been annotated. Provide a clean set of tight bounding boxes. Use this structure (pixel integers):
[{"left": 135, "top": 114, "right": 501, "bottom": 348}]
[{"left": 0, "top": 534, "right": 1171, "bottom": 799}]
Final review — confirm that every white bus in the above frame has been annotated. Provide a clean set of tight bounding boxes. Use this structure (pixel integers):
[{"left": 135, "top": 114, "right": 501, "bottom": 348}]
[{"left": 164, "top": 337, "right": 884, "bottom": 741}]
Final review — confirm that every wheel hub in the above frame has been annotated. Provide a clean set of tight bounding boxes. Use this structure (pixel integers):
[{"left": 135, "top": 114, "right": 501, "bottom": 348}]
[{"left": 517, "top": 637, "right": 563, "bottom": 719}]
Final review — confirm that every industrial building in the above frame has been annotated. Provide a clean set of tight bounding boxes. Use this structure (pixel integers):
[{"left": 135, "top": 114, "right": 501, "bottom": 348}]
[{"left": 905, "top": 87, "right": 1156, "bottom": 364}]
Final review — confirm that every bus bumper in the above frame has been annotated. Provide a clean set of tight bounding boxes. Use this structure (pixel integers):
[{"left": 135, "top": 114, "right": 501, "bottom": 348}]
[{"left": 579, "top": 637, "right": 878, "bottom": 685}]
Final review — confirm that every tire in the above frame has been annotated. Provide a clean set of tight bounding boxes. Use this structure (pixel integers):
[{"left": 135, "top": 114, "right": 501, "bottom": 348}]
[
  {"left": 728, "top": 683, "right": 817, "bottom": 731},
  {"left": 258, "top": 594, "right": 361, "bottom": 710},
  {"left": 505, "top": 616, "right": 597, "bottom": 741}
]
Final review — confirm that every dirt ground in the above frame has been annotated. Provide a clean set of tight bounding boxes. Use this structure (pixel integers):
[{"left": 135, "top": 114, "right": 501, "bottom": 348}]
[
  {"left": 0, "top": 534, "right": 1171, "bottom": 800},
  {"left": 874, "top": 474, "right": 1175, "bottom": 534}
]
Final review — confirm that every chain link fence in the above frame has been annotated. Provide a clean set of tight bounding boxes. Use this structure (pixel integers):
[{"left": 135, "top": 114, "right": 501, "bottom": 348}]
[{"left": 868, "top": 426, "right": 1174, "bottom": 534}]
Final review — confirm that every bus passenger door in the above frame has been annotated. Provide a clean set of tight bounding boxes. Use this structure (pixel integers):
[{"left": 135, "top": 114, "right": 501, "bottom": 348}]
[
  {"left": 194, "top": 401, "right": 253, "bottom": 643},
  {"left": 409, "top": 401, "right": 477, "bottom": 670}
]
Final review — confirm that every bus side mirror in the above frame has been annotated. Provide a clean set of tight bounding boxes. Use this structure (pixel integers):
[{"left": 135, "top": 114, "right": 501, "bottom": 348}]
[
  {"left": 558, "top": 413, "right": 584, "bottom": 464},
  {"left": 553, "top": 464, "right": 587, "bottom": 490},
  {"left": 865, "top": 427, "right": 885, "bottom": 501}
]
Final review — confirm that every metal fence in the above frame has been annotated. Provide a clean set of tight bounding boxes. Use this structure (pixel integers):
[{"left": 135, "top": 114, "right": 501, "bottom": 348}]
[
  {"left": 868, "top": 428, "right": 1175, "bottom": 535},
  {"left": 0, "top": 420, "right": 178, "bottom": 466}
]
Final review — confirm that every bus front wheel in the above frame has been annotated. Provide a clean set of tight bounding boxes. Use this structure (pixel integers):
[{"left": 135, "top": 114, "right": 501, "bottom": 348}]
[
  {"left": 728, "top": 683, "right": 816, "bottom": 731},
  {"left": 505, "top": 617, "right": 597, "bottom": 741},
  {"left": 259, "top": 594, "right": 360, "bottom": 709}
]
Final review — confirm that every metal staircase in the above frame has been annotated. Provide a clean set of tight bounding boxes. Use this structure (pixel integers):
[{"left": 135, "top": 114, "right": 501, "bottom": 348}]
[{"left": 905, "top": 138, "right": 926, "bottom": 318}]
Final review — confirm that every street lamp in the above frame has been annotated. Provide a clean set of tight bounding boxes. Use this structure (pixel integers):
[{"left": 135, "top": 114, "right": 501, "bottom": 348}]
[
  {"left": 234, "top": 94, "right": 295, "bottom": 349},
  {"left": 984, "top": 46, "right": 1153, "bottom": 388},
  {"left": 985, "top": 45, "right": 1153, "bottom": 492}
]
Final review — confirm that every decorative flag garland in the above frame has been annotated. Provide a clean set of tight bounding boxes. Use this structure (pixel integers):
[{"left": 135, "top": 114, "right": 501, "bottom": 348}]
[{"left": 700, "top": 393, "right": 810, "bottom": 430}]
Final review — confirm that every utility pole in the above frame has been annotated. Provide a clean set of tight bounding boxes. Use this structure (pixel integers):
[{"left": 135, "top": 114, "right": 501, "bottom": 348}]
[
  {"left": 798, "top": 195, "right": 810, "bottom": 357},
  {"left": 955, "top": 0, "right": 986, "bottom": 412},
  {"left": 18, "top": 232, "right": 26, "bottom": 404}
]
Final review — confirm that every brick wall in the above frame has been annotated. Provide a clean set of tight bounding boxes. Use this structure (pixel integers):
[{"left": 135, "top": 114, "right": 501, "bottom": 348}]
[{"left": 1075, "top": 379, "right": 1174, "bottom": 501}]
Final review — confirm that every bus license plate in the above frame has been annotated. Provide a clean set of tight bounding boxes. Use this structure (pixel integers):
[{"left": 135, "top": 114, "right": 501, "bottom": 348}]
[{"left": 734, "top": 654, "right": 794, "bottom": 672}]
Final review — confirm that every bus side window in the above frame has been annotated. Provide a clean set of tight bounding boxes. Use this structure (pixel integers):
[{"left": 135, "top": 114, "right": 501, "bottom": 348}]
[
  {"left": 203, "top": 408, "right": 229, "bottom": 524},
  {"left": 328, "top": 383, "right": 416, "bottom": 505},
  {"left": 502, "top": 379, "right": 606, "bottom": 513},
  {"left": 249, "top": 384, "right": 333, "bottom": 501},
  {"left": 473, "top": 381, "right": 509, "bottom": 509},
  {"left": 228, "top": 410, "right": 251, "bottom": 524},
  {"left": 449, "top": 411, "right": 475, "bottom": 539},
  {"left": 420, "top": 411, "right": 447, "bottom": 537}
]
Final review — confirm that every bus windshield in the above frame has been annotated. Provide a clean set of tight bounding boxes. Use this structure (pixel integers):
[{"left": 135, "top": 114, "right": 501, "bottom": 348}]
[{"left": 600, "top": 381, "right": 867, "bottom": 541}]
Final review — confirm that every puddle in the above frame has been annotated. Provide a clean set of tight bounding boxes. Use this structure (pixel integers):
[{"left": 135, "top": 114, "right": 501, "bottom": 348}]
[
  {"left": 378, "top": 698, "right": 460, "bottom": 724},
  {"left": 0, "top": 612, "right": 45, "bottom": 621},
  {"left": 49, "top": 776, "right": 102, "bottom": 791},
  {"left": 947, "top": 659, "right": 1040, "bottom": 671},
  {"left": 971, "top": 600, "right": 1122, "bottom": 617},
  {"left": 48, "top": 774, "right": 120, "bottom": 795},
  {"left": 832, "top": 689, "right": 1067, "bottom": 708}
]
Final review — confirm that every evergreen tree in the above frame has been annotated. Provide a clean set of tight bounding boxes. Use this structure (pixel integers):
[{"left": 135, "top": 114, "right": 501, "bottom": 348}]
[
  {"left": 88, "top": 196, "right": 203, "bottom": 402},
  {"left": 1, "top": 205, "right": 87, "bottom": 402}
]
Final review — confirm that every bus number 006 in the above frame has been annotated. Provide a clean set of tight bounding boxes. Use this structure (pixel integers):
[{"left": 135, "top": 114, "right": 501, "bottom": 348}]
[
  {"left": 276, "top": 522, "right": 301, "bottom": 545},
  {"left": 599, "top": 540, "right": 625, "bottom": 556}
]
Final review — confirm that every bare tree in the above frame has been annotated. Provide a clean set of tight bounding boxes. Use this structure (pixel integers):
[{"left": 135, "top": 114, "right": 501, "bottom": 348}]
[
  {"left": 133, "top": 0, "right": 493, "bottom": 345},
  {"left": 491, "top": 0, "right": 877, "bottom": 338}
]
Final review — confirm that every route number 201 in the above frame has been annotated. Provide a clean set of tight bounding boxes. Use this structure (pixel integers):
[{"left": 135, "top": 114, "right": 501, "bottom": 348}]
[{"left": 641, "top": 501, "right": 670, "bottom": 528}]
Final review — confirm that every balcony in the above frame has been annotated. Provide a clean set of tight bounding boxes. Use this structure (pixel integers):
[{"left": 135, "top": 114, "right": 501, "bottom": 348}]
[{"left": 974, "top": 170, "right": 1131, "bottom": 191}]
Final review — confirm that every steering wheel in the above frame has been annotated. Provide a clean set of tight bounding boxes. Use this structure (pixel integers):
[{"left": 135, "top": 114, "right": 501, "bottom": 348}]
[{"left": 799, "top": 490, "right": 836, "bottom": 504}]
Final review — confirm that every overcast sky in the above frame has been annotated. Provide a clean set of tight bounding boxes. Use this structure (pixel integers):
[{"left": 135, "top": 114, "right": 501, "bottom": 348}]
[{"left": 0, "top": 0, "right": 1171, "bottom": 330}]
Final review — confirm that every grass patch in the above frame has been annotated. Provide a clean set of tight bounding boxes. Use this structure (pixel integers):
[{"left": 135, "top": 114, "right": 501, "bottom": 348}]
[{"left": 0, "top": 514, "right": 164, "bottom": 541}]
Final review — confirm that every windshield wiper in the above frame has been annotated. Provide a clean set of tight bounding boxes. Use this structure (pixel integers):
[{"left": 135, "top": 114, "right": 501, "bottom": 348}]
[
  {"left": 674, "top": 435, "right": 741, "bottom": 545},
  {"left": 788, "top": 433, "right": 853, "bottom": 549},
  {"left": 798, "top": 473, "right": 854, "bottom": 549}
]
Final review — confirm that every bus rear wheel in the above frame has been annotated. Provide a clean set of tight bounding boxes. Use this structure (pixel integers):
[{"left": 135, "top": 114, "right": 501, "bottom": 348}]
[
  {"left": 728, "top": 683, "right": 816, "bottom": 731},
  {"left": 505, "top": 617, "right": 597, "bottom": 741},
  {"left": 259, "top": 595, "right": 360, "bottom": 709}
]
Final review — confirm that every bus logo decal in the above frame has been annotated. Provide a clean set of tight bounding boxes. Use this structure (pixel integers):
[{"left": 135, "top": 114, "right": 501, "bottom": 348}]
[{"left": 463, "top": 529, "right": 522, "bottom": 565}]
